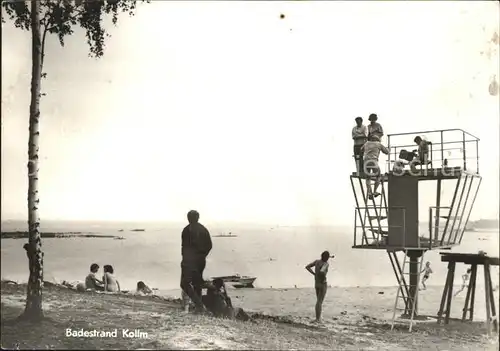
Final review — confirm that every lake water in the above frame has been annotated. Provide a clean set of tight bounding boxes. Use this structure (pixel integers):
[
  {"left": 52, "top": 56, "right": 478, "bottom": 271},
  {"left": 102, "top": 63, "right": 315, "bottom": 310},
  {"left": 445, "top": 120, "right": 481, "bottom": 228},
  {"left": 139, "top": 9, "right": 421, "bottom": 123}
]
[{"left": 1, "top": 221, "right": 498, "bottom": 292}]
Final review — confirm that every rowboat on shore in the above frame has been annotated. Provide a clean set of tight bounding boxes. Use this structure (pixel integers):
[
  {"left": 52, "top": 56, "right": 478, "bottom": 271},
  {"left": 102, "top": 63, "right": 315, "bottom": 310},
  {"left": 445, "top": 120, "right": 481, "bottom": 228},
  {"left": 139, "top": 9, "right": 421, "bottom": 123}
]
[{"left": 211, "top": 274, "right": 256, "bottom": 288}]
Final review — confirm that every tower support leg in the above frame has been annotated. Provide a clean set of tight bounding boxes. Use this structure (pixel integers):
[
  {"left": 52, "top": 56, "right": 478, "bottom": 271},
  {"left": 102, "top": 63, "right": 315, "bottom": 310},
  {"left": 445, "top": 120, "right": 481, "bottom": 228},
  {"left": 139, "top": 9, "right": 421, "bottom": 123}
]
[
  {"left": 407, "top": 250, "right": 424, "bottom": 316},
  {"left": 434, "top": 178, "right": 442, "bottom": 245}
]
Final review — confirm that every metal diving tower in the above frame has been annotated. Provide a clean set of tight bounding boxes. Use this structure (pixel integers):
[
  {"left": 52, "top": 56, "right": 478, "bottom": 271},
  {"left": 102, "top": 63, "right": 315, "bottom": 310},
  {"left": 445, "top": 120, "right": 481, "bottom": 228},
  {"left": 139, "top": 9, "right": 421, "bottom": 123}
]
[{"left": 350, "top": 128, "right": 482, "bottom": 331}]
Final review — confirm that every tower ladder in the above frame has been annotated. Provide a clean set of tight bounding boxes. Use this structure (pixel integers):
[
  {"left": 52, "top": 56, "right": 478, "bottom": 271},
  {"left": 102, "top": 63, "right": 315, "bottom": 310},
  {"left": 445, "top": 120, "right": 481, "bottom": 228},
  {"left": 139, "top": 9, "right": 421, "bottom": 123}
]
[
  {"left": 350, "top": 174, "right": 389, "bottom": 246},
  {"left": 363, "top": 179, "right": 389, "bottom": 244},
  {"left": 390, "top": 250, "right": 425, "bottom": 332}
]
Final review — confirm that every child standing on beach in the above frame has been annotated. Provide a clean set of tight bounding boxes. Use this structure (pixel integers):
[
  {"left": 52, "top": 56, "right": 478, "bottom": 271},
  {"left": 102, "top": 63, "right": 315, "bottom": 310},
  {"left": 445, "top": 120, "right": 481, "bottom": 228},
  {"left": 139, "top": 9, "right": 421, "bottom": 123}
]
[
  {"left": 305, "top": 251, "right": 333, "bottom": 323},
  {"left": 454, "top": 268, "right": 472, "bottom": 297},
  {"left": 420, "top": 261, "right": 433, "bottom": 290}
]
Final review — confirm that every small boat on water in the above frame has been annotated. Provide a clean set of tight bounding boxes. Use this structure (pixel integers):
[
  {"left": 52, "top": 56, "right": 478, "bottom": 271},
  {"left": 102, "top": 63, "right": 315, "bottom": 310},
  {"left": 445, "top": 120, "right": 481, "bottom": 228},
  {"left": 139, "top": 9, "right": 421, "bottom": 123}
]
[
  {"left": 213, "top": 231, "right": 238, "bottom": 238},
  {"left": 212, "top": 274, "right": 256, "bottom": 288}
]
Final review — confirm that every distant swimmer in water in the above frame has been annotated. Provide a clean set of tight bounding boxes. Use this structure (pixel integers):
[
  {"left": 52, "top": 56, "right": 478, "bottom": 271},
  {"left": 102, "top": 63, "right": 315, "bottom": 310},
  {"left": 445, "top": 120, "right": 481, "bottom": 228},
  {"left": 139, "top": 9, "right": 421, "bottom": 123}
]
[
  {"left": 103, "top": 265, "right": 121, "bottom": 292},
  {"left": 136, "top": 281, "right": 153, "bottom": 295},
  {"left": 454, "top": 268, "right": 472, "bottom": 297},
  {"left": 420, "top": 261, "right": 433, "bottom": 290},
  {"left": 305, "top": 251, "right": 333, "bottom": 323}
]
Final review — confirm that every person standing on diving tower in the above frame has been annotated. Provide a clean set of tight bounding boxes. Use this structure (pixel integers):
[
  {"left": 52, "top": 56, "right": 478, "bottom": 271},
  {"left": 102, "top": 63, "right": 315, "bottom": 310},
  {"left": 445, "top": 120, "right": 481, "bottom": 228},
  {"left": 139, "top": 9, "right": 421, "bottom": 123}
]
[{"left": 361, "top": 134, "right": 390, "bottom": 200}]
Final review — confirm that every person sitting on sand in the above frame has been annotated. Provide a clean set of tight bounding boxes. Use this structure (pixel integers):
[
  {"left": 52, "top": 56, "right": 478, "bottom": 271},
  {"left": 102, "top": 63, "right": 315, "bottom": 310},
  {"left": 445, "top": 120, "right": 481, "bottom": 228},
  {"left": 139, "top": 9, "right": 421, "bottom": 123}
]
[
  {"left": 420, "top": 261, "right": 433, "bottom": 290},
  {"left": 85, "top": 263, "right": 104, "bottom": 291},
  {"left": 454, "top": 268, "right": 472, "bottom": 297},
  {"left": 202, "top": 278, "right": 250, "bottom": 321},
  {"left": 102, "top": 265, "right": 121, "bottom": 292},
  {"left": 136, "top": 281, "right": 153, "bottom": 295},
  {"left": 305, "top": 251, "right": 333, "bottom": 323}
]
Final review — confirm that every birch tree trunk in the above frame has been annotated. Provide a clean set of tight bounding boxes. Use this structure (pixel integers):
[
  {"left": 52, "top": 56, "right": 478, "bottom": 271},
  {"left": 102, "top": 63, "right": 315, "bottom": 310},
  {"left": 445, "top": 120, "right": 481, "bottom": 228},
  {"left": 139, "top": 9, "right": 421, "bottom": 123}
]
[{"left": 23, "top": 0, "right": 44, "bottom": 320}]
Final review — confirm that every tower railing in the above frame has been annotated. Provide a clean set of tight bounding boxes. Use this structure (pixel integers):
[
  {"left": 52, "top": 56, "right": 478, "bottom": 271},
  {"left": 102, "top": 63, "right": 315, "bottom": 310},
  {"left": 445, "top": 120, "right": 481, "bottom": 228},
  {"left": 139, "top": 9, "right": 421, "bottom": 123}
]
[
  {"left": 428, "top": 206, "right": 452, "bottom": 248},
  {"left": 386, "top": 129, "right": 480, "bottom": 175},
  {"left": 354, "top": 204, "right": 462, "bottom": 250}
]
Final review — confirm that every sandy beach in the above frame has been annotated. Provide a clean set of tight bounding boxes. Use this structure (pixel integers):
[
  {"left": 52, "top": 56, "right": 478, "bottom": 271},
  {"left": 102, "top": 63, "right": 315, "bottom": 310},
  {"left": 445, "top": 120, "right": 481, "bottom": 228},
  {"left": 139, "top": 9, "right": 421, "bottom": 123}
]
[
  {"left": 1, "top": 281, "right": 498, "bottom": 350},
  {"left": 2, "top": 224, "right": 498, "bottom": 349},
  {"left": 226, "top": 284, "right": 500, "bottom": 323}
]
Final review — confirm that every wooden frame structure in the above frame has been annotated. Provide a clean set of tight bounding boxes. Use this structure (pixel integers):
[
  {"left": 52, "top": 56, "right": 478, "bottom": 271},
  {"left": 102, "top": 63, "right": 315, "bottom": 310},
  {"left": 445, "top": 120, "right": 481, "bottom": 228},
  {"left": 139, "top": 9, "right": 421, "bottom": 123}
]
[{"left": 437, "top": 252, "right": 499, "bottom": 334}]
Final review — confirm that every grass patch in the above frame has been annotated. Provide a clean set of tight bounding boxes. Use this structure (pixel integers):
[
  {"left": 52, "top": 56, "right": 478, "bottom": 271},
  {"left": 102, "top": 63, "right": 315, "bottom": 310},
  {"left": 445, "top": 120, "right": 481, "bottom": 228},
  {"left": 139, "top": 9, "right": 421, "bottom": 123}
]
[{"left": 1, "top": 281, "right": 498, "bottom": 350}]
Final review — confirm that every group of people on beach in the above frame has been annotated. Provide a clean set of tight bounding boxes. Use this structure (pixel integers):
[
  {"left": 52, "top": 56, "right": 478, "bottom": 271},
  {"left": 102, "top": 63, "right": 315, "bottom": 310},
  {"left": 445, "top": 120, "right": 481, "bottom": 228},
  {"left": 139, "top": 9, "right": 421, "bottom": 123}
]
[
  {"left": 82, "top": 263, "right": 153, "bottom": 295},
  {"left": 351, "top": 113, "right": 431, "bottom": 198},
  {"left": 420, "top": 261, "right": 499, "bottom": 295},
  {"left": 74, "top": 210, "right": 248, "bottom": 321},
  {"left": 84, "top": 263, "right": 121, "bottom": 292},
  {"left": 74, "top": 207, "right": 495, "bottom": 326},
  {"left": 178, "top": 210, "right": 249, "bottom": 321},
  {"left": 303, "top": 256, "right": 498, "bottom": 324}
]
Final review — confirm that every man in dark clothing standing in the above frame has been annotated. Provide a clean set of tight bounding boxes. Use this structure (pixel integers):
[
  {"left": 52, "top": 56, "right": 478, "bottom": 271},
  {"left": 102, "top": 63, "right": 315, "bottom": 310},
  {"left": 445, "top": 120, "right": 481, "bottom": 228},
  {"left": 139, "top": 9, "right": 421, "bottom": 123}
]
[{"left": 180, "top": 210, "right": 212, "bottom": 313}]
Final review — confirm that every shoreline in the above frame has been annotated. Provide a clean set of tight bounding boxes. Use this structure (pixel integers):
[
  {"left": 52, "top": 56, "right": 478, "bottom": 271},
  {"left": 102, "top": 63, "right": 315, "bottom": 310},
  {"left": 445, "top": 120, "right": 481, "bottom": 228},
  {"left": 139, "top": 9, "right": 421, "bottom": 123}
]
[
  {"left": 1, "top": 231, "right": 124, "bottom": 239},
  {"left": 1, "top": 281, "right": 498, "bottom": 350},
  {"left": 0, "top": 276, "right": 455, "bottom": 291}
]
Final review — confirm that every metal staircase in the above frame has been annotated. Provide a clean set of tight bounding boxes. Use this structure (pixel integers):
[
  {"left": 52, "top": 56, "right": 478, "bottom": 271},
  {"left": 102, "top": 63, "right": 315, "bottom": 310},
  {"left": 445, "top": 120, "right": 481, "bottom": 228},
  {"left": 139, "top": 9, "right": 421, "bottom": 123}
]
[
  {"left": 390, "top": 250, "right": 425, "bottom": 332},
  {"left": 351, "top": 175, "right": 389, "bottom": 246},
  {"left": 440, "top": 173, "right": 482, "bottom": 246}
]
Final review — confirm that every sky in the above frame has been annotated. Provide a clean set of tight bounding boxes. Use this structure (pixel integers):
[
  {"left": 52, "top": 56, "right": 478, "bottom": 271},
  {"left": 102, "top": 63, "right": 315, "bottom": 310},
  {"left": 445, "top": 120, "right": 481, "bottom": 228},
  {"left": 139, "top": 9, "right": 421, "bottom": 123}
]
[{"left": 1, "top": 1, "right": 499, "bottom": 226}]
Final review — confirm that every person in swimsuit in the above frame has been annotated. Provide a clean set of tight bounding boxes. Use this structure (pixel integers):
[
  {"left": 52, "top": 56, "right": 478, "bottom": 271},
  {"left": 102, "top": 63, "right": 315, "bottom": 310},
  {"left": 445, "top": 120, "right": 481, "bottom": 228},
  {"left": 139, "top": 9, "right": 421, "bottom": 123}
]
[
  {"left": 420, "top": 261, "right": 433, "bottom": 290},
  {"left": 305, "top": 251, "right": 333, "bottom": 323},
  {"left": 102, "top": 264, "right": 121, "bottom": 292},
  {"left": 454, "top": 268, "right": 472, "bottom": 297},
  {"left": 361, "top": 135, "right": 390, "bottom": 200},
  {"left": 410, "top": 136, "right": 430, "bottom": 173},
  {"left": 85, "top": 263, "right": 104, "bottom": 291},
  {"left": 136, "top": 281, "right": 153, "bottom": 295}
]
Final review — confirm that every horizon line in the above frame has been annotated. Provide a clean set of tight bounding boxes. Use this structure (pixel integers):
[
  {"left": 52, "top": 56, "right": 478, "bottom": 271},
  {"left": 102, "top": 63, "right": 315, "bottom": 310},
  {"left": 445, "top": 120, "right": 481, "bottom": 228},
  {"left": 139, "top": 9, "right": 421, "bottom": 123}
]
[{"left": 0, "top": 218, "right": 352, "bottom": 227}]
